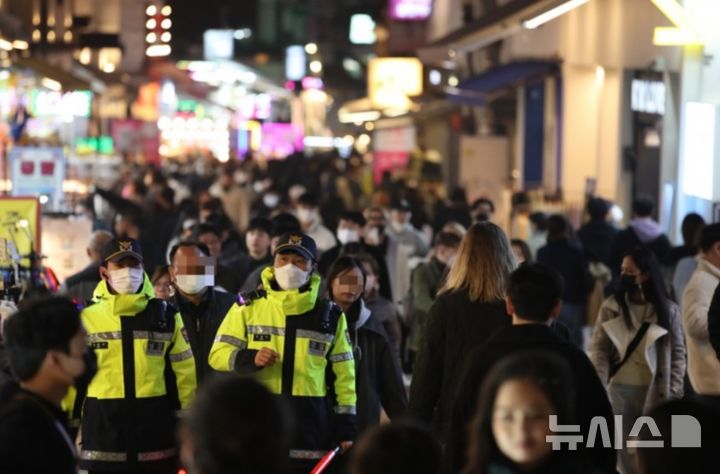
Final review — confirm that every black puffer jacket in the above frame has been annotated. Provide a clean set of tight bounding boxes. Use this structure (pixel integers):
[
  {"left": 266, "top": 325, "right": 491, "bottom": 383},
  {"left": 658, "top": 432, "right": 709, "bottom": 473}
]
[{"left": 408, "top": 289, "right": 510, "bottom": 437}]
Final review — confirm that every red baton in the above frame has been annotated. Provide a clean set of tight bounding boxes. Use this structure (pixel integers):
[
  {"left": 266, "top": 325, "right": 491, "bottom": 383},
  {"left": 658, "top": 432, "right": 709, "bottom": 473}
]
[{"left": 310, "top": 446, "right": 342, "bottom": 474}]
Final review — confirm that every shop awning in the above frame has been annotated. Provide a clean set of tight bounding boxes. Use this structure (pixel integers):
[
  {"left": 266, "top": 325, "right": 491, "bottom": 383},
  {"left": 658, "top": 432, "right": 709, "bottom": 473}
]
[
  {"left": 446, "top": 60, "right": 559, "bottom": 105},
  {"left": 15, "top": 58, "right": 92, "bottom": 91}
]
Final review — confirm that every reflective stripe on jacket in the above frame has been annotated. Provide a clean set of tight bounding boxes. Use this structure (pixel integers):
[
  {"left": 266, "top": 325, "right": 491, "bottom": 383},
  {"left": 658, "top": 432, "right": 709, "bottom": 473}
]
[
  {"left": 210, "top": 268, "right": 357, "bottom": 451},
  {"left": 72, "top": 275, "right": 197, "bottom": 471}
]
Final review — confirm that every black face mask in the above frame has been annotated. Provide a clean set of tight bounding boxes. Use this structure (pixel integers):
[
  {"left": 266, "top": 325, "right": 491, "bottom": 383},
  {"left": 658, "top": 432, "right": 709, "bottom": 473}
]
[
  {"left": 76, "top": 350, "right": 98, "bottom": 388},
  {"left": 475, "top": 213, "right": 490, "bottom": 222},
  {"left": 619, "top": 274, "right": 639, "bottom": 293}
]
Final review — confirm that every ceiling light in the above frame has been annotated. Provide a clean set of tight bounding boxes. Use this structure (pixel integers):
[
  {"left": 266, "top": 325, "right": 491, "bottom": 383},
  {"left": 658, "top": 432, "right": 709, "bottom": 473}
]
[{"left": 522, "top": 0, "right": 590, "bottom": 29}]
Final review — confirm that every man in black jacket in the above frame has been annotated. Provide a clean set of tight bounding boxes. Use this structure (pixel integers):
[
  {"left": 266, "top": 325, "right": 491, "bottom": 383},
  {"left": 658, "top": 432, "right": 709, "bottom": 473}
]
[
  {"left": 169, "top": 241, "right": 238, "bottom": 384},
  {"left": 445, "top": 263, "right": 615, "bottom": 474},
  {"left": 0, "top": 297, "right": 95, "bottom": 474}
]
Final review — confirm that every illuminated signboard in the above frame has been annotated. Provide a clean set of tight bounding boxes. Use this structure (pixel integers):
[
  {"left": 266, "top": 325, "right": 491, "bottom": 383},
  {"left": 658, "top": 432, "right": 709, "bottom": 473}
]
[
  {"left": 286, "top": 45, "right": 306, "bottom": 81},
  {"left": 389, "top": 0, "right": 433, "bottom": 21},
  {"left": 350, "top": 14, "right": 377, "bottom": 44},
  {"left": 368, "top": 57, "right": 423, "bottom": 109},
  {"left": 631, "top": 79, "right": 666, "bottom": 115},
  {"left": 30, "top": 90, "right": 92, "bottom": 118},
  {"left": 681, "top": 102, "right": 716, "bottom": 200},
  {"left": 203, "top": 29, "right": 234, "bottom": 60}
]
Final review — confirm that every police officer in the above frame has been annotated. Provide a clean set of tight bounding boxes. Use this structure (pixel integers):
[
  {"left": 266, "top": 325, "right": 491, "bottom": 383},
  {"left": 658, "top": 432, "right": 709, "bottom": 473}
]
[
  {"left": 72, "top": 237, "right": 197, "bottom": 474},
  {"left": 210, "top": 232, "right": 357, "bottom": 473}
]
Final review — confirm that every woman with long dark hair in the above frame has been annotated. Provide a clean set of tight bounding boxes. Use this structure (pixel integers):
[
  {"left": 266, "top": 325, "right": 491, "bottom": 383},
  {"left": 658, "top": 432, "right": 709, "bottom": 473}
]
[
  {"left": 326, "top": 256, "right": 407, "bottom": 433},
  {"left": 463, "top": 351, "right": 601, "bottom": 474},
  {"left": 590, "top": 246, "right": 686, "bottom": 474}
]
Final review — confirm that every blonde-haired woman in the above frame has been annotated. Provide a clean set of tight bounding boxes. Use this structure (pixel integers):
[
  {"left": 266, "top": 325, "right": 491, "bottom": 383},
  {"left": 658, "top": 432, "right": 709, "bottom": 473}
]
[{"left": 408, "top": 222, "right": 517, "bottom": 438}]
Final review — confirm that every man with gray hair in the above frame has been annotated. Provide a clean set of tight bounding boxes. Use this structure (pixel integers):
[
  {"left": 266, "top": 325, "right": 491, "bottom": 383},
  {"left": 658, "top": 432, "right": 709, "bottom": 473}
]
[{"left": 58, "top": 230, "right": 113, "bottom": 305}]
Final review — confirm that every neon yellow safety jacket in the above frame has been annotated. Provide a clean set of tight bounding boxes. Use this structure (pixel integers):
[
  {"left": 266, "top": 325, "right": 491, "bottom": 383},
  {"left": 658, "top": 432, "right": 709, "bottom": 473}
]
[
  {"left": 70, "top": 275, "right": 197, "bottom": 472},
  {"left": 210, "top": 268, "right": 357, "bottom": 463}
]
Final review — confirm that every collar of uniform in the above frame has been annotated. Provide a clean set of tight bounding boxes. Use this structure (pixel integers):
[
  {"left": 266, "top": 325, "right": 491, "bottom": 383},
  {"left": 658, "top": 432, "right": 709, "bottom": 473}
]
[
  {"left": 260, "top": 266, "right": 320, "bottom": 315},
  {"left": 91, "top": 274, "right": 154, "bottom": 316}
]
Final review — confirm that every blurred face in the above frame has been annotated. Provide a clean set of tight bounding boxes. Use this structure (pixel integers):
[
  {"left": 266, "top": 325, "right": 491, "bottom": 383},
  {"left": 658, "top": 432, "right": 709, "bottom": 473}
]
[
  {"left": 436, "top": 244, "right": 459, "bottom": 266},
  {"left": 50, "top": 326, "right": 88, "bottom": 386},
  {"left": 197, "top": 232, "right": 222, "bottom": 259},
  {"left": 332, "top": 267, "right": 364, "bottom": 307},
  {"left": 365, "top": 209, "right": 386, "bottom": 228},
  {"left": 274, "top": 252, "right": 311, "bottom": 272},
  {"left": 338, "top": 220, "right": 362, "bottom": 233},
  {"left": 297, "top": 205, "right": 319, "bottom": 225},
  {"left": 246, "top": 229, "right": 271, "bottom": 258},
  {"left": 219, "top": 173, "right": 233, "bottom": 189},
  {"left": 492, "top": 379, "right": 555, "bottom": 471},
  {"left": 390, "top": 209, "right": 409, "bottom": 226},
  {"left": 361, "top": 262, "right": 377, "bottom": 298},
  {"left": 153, "top": 274, "right": 173, "bottom": 300},
  {"left": 512, "top": 244, "right": 526, "bottom": 264},
  {"left": 620, "top": 256, "right": 649, "bottom": 285}
]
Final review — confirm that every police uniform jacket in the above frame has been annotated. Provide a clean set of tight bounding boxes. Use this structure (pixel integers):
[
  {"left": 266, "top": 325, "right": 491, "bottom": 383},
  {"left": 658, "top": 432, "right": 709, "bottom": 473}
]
[
  {"left": 210, "top": 267, "right": 357, "bottom": 463},
  {"left": 72, "top": 275, "right": 197, "bottom": 472}
]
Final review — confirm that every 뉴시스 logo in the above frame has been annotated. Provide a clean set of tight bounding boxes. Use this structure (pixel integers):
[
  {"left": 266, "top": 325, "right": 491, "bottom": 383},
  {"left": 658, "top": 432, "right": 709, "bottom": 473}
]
[{"left": 546, "top": 415, "right": 701, "bottom": 449}]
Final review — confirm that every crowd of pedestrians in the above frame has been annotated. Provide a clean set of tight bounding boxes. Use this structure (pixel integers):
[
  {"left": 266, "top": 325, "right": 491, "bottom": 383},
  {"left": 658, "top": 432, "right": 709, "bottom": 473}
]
[{"left": 0, "top": 153, "right": 719, "bottom": 474}]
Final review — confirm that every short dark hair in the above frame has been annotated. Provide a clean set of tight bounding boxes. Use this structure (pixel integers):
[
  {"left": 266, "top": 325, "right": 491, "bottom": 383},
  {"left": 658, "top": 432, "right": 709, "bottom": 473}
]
[
  {"left": 4, "top": 297, "right": 81, "bottom": 381},
  {"left": 632, "top": 195, "right": 655, "bottom": 217},
  {"left": 151, "top": 265, "right": 171, "bottom": 284},
  {"left": 350, "top": 422, "right": 441, "bottom": 474},
  {"left": 169, "top": 241, "right": 211, "bottom": 264},
  {"left": 270, "top": 213, "right": 301, "bottom": 238},
  {"left": 546, "top": 214, "right": 570, "bottom": 242},
  {"left": 205, "top": 212, "right": 234, "bottom": 233},
  {"left": 186, "top": 376, "right": 291, "bottom": 474},
  {"left": 339, "top": 211, "right": 366, "bottom": 227},
  {"left": 297, "top": 192, "right": 319, "bottom": 207},
  {"left": 247, "top": 217, "right": 273, "bottom": 235},
  {"left": 507, "top": 263, "right": 564, "bottom": 322},
  {"left": 472, "top": 198, "right": 495, "bottom": 213},
  {"left": 587, "top": 197, "right": 611, "bottom": 221},
  {"left": 510, "top": 239, "right": 532, "bottom": 263},
  {"left": 700, "top": 223, "right": 720, "bottom": 252},
  {"left": 681, "top": 213, "right": 705, "bottom": 247},
  {"left": 434, "top": 231, "right": 462, "bottom": 248},
  {"left": 529, "top": 212, "right": 548, "bottom": 231},
  {"left": 194, "top": 223, "right": 222, "bottom": 240}
]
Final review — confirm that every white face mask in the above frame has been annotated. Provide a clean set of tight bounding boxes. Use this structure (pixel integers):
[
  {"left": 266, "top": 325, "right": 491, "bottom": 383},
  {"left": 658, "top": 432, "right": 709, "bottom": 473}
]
[
  {"left": 297, "top": 208, "right": 317, "bottom": 225},
  {"left": 337, "top": 228, "right": 360, "bottom": 245},
  {"left": 108, "top": 267, "right": 144, "bottom": 295},
  {"left": 263, "top": 194, "right": 279, "bottom": 209},
  {"left": 390, "top": 220, "right": 407, "bottom": 234},
  {"left": 274, "top": 263, "right": 310, "bottom": 290},
  {"left": 175, "top": 274, "right": 214, "bottom": 295}
]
